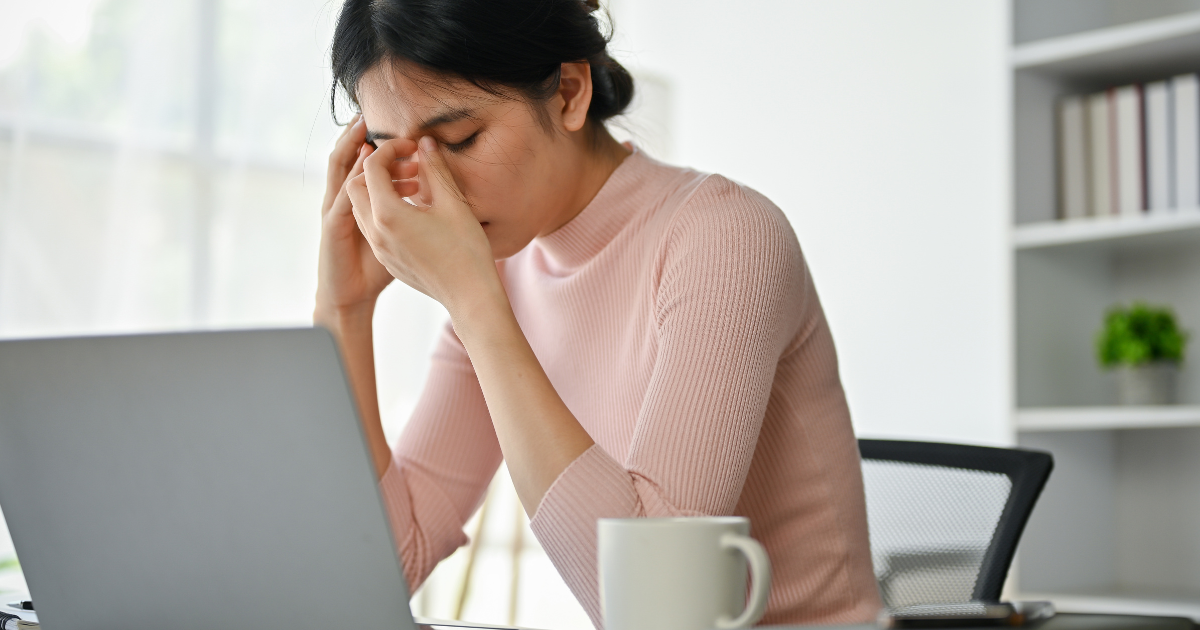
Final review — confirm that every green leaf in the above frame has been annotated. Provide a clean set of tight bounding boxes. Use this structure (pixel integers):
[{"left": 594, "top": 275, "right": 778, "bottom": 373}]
[
  {"left": 1096, "top": 303, "right": 1190, "bottom": 368},
  {"left": 0, "top": 557, "right": 18, "bottom": 573}
]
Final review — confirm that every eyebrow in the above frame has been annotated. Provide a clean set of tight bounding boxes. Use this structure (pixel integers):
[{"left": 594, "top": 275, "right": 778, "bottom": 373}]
[{"left": 365, "top": 107, "right": 476, "bottom": 144}]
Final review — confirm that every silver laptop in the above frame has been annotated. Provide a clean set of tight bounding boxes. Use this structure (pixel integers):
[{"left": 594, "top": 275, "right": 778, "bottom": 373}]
[{"left": 0, "top": 328, "right": 486, "bottom": 630}]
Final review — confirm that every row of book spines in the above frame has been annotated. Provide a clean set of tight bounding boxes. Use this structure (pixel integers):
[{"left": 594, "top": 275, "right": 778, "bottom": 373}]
[{"left": 1058, "top": 73, "right": 1200, "bottom": 220}]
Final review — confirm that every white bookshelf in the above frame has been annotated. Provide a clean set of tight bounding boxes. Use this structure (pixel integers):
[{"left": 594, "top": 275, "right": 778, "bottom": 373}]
[
  {"left": 1010, "top": 4, "right": 1200, "bottom": 621},
  {"left": 1013, "top": 11, "right": 1200, "bottom": 81},
  {"left": 1016, "top": 405, "right": 1200, "bottom": 432},
  {"left": 1013, "top": 209, "right": 1200, "bottom": 252}
]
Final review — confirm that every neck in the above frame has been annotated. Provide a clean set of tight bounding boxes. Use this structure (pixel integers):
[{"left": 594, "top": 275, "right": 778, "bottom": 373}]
[{"left": 540, "top": 124, "right": 632, "bottom": 237}]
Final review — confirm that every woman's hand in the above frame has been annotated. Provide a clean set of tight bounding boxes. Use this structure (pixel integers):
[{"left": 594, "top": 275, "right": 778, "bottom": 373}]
[
  {"left": 346, "top": 136, "right": 503, "bottom": 318},
  {"left": 314, "top": 115, "right": 401, "bottom": 328},
  {"left": 313, "top": 114, "right": 400, "bottom": 479}
]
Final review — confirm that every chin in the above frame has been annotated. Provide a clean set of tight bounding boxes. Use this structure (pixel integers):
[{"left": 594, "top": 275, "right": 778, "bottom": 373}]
[
  {"left": 487, "top": 230, "right": 535, "bottom": 261},
  {"left": 490, "top": 243, "right": 526, "bottom": 260}
]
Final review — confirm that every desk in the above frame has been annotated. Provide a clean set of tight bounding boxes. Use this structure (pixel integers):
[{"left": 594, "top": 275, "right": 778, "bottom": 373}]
[{"left": 779, "top": 614, "right": 1195, "bottom": 630}]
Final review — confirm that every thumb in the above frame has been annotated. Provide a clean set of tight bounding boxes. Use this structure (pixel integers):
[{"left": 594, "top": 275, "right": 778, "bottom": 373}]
[{"left": 417, "top": 136, "right": 466, "bottom": 208}]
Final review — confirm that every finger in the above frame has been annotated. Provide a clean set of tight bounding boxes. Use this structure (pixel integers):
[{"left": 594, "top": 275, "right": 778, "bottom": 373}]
[
  {"left": 324, "top": 116, "right": 367, "bottom": 210},
  {"left": 344, "top": 143, "right": 374, "bottom": 223},
  {"left": 394, "top": 180, "right": 420, "bottom": 199},
  {"left": 386, "top": 160, "right": 419, "bottom": 198},
  {"left": 347, "top": 140, "right": 370, "bottom": 186},
  {"left": 363, "top": 138, "right": 418, "bottom": 208},
  {"left": 416, "top": 136, "right": 465, "bottom": 208},
  {"left": 325, "top": 142, "right": 371, "bottom": 219},
  {"left": 346, "top": 170, "right": 374, "bottom": 240},
  {"left": 387, "top": 160, "right": 418, "bottom": 181},
  {"left": 329, "top": 116, "right": 367, "bottom": 176}
]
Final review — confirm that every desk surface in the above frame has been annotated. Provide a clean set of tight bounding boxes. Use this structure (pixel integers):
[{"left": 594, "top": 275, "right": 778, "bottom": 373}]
[{"left": 777, "top": 614, "right": 1195, "bottom": 630}]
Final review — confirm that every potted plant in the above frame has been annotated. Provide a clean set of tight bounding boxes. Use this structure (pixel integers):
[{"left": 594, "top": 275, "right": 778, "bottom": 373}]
[{"left": 1095, "top": 303, "right": 1189, "bottom": 405}]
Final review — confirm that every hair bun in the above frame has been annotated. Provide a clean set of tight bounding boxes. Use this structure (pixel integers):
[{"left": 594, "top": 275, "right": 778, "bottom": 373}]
[{"left": 588, "top": 52, "right": 634, "bottom": 121}]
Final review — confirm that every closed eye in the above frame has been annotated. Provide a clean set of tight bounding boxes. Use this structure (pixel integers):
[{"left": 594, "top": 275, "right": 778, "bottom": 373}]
[{"left": 445, "top": 131, "right": 480, "bottom": 154}]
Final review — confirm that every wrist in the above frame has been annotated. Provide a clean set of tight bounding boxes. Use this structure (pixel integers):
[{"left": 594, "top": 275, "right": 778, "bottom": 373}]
[
  {"left": 313, "top": 299, "right": 377, "bottom": 340},
  {"left": 447, "top": 277, "right": 517, "bottom": 347}
]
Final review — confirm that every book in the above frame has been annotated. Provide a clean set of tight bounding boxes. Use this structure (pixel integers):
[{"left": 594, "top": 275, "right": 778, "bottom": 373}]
[
  {"left": 1113, "top": 84, "right": 1144, "bottom": 216},
  {"left": 1087, "top": 91, "right": 1114, "bottom": 216},
  {"left": 1144, "top": 80, "right": 1172, "bottom": 212},
  {"left": 1058, "top": 95, "right": 1089, "bottom": 219},
  {"left": 1173, "top": 73, "right": 1199, "bottom": 209}
]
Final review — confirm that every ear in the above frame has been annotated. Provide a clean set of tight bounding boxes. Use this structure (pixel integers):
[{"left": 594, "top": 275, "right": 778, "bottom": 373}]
[{"left": 557, "top": 61, "right": 593, "bottom": 133}]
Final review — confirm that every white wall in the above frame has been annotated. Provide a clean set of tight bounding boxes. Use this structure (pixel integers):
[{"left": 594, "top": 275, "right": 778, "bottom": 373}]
[{"left": 610, "top": 0, "right": 1013, "bottom": 445}]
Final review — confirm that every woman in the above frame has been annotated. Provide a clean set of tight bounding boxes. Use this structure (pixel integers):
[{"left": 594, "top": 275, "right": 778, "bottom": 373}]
[{"left": 314, "top": 0, "right": 882, "bottom": 625}]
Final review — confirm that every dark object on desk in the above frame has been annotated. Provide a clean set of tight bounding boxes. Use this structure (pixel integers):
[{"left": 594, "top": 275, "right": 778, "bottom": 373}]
[
  {"left": 880, "top": 601, "right": 1055, "bottom": 628},
  {"left": 1040, "top": 613, "right": 1194, "bottom": 630},
  {"left": 0, "top": 611, "right": 20, "bottom": 630},
  {"left": 776, "top": 613, "right": 1195, "bottom": 630},
  {"left": 859, "top": 440, "right": 1054, "bottom": 608}
]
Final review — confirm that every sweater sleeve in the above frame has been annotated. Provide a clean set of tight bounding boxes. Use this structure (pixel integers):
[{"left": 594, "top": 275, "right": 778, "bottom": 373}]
[
  {"left": 378, "top": 320, "right": 504, "bottom": 593},
  {"left": 528, "top": 178, "right": 809, "bottom": 627}
]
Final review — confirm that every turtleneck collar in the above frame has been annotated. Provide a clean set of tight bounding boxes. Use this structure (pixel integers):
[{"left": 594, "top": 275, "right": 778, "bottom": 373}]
[{"left": 532, "top": 147, "right": 669, "bottom": 270}]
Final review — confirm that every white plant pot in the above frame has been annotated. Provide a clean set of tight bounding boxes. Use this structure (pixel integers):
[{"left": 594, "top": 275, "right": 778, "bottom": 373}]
[{"left": 1115, "top": 362, "right": 1179, "bottom": 406}]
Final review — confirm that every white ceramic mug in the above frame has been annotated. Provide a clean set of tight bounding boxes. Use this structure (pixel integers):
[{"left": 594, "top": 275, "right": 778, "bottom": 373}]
[{"left": 598, "top": 517, "right": 771, "bottom": 630}]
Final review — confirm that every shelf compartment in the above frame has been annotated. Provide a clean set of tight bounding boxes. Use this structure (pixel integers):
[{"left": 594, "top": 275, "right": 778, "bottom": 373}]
[
  {"left": 1013, "top": 11, "right": 1200, "bottom": 84},
  {"left": 1013, "top": 209, "right": 1200, "bottom": 252},
  {"left": 1017, "top": 406, "right": 1200, "bottom": 432},
  {"left": 1018, "top": 591, "right": 1200, "bottom": 622}
]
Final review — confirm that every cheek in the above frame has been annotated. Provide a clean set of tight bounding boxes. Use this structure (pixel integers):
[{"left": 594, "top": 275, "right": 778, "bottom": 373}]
[
  {"left": 453, "top": 160, "right": 545, "bottom": 258},
  {"left": 452, "top": 133, "right": 542, "bottom": 212},
  {"left": 455, "top": 125, "right": 542, "bottom": 209},
  {"left": 453, "top": 160, "right": 526, "bottom": 217}
]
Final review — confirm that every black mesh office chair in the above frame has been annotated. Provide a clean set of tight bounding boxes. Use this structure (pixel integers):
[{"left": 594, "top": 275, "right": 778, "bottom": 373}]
[{"left": 858, "top": 440, "right": 1053, "bottom": 610}]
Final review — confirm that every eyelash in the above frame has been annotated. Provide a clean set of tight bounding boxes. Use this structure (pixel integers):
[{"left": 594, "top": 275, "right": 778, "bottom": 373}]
[
  {"left": 363, "top": 132, "right": 477, "bottom": 153},
  {"left": 445, "top": 132, "right": 479, "bottom": 154}
]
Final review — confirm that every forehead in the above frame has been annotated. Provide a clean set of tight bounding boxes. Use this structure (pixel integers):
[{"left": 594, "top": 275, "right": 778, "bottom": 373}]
[{"left": 356, "top": 61, "right": 504, "bottom": 134}]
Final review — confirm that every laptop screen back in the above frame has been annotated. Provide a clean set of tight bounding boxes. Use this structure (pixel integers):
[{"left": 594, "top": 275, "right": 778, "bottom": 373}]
[{"left": 0, "top": 328, "right": 415, "bottom": 630}]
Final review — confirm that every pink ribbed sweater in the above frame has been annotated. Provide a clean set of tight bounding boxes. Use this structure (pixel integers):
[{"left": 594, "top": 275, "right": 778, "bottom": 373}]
[{"left": 378, "top": 149, "right": 882, "bottom": 627}]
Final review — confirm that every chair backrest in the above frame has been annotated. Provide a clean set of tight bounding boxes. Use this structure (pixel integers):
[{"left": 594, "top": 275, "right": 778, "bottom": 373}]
[{"left": 858, "top": 440, "right": 1053, "bottom": 609}]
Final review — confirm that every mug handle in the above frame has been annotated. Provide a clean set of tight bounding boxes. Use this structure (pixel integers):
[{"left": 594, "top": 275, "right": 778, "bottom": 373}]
[{"left": 715, "top": 532, "right": 772, "bottom": 629}]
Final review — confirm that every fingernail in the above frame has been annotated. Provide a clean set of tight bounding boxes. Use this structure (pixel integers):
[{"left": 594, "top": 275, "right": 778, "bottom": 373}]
[{"left": 419, "top": 136, "right": 436, "bottom": 152}]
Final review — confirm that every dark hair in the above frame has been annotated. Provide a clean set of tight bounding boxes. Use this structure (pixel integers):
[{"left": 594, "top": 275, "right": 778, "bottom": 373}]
[{"left": 330, "top": 0, "right": 634, "bottom": 131}]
